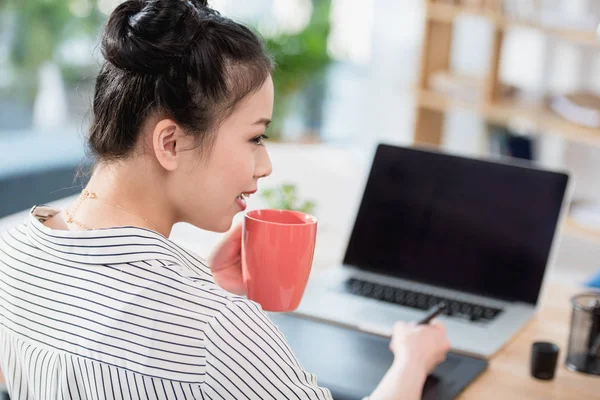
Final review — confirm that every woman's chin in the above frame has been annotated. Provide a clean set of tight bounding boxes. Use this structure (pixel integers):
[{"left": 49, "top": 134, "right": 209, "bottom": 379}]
[
  {"left": 188, "top": 208, "right": 237, "bottom": 233},
  {"left": 185, "top": 217, "right": 230, "bottom": 233},
  {"left": 211, "top": 216, "right": 235, "bottom": 233}
]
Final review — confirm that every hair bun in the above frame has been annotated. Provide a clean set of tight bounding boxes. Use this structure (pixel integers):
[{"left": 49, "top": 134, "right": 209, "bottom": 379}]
[{"left": 101, "top": 0, "right": 201, "bottom": 74}]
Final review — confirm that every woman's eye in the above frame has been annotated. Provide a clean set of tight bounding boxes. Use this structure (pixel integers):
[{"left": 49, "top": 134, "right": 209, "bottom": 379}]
[{"left": 251, "top": 134, "right": 270, "bottom": 146}]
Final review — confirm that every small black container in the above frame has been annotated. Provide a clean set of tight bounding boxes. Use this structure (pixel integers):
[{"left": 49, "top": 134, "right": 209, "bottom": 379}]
[
  {"left": 566, "top": 293, "right": 600, "bottom": 375},
  {"left": 531, "top": 342, "right": 560, "bottom": 380}
]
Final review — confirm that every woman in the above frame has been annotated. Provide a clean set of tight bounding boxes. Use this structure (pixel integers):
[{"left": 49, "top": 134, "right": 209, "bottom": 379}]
[{"left": 0, "top": 1, "right": 449, "bottom": 399}]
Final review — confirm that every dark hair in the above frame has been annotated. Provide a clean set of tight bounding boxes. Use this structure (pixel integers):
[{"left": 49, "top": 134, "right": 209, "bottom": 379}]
[{"left": 89, "top": 0, "right": 273, "bottom": 161}]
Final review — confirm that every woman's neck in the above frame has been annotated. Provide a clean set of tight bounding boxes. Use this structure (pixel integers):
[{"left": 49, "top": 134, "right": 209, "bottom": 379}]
[{"left": 74, "top": 160, "right": 176, "bottom": 237}]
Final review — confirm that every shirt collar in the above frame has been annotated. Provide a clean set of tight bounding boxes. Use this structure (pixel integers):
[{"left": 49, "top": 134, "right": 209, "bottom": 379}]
[{"left": 26, "top": 205, "right": 212, "bottom": 278}]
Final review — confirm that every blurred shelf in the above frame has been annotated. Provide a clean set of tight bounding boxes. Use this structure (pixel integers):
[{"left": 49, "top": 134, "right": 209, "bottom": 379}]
[
  {"left": 418, "top": 68, "right": 600, "bottom": 243},
  {"left": 416, "top": 88, "right": 600, "bottom": 148},
  {"left": 426, "top": 2, "right": 599, "bottom": 46},
  {"left": 563, "top": 217, "right": 600, "bottom": 244},
  {"left": 417, "top": 3, "right": 600, "bottom": 244}
]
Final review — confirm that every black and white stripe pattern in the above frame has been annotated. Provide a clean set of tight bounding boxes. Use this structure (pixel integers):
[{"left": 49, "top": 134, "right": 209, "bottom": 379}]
[{"left": 0, "top": 206, "right": 332, "bottom": 399}]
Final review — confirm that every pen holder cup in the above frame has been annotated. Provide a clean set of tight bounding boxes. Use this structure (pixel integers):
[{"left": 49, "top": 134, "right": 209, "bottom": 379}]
[{"left": 566, "top": 293, "right": 600, "bottom": 375}]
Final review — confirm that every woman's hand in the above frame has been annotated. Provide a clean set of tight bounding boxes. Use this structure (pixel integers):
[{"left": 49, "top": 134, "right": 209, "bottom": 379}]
[
  {"left": 389, "top": 320, "right": 450, "bottom": 374},
  {"left": 368, "top": 320, "right": 450, "bottom": 400},
  {"left": 207, "top": 223, "right": 246, "bottom": 295}
]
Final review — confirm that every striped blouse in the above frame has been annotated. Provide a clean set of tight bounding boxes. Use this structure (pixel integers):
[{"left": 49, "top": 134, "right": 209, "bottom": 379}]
[{"left": 0, "top": 205, "right": 332, "bottom": 399}]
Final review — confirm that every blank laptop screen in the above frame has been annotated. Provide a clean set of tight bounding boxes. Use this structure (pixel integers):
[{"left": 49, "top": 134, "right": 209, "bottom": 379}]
[{"left": 343, "top": 144, "right": 569, "bottom": 305}]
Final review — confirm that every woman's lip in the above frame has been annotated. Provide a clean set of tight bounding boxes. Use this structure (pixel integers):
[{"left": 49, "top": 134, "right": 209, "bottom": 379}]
[{"left": 235, "top": 196, "right": 247, "bottom": 211}]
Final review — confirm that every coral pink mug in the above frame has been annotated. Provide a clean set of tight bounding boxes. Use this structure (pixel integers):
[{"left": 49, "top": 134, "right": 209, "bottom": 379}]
[{"left": 242, "top": 209, "right": 318, "bottom": 312}]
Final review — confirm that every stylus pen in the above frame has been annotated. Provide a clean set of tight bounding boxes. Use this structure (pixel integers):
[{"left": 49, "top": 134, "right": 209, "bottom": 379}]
[{"left": 418, "top": 302, "right": 447, "bottom": 325}]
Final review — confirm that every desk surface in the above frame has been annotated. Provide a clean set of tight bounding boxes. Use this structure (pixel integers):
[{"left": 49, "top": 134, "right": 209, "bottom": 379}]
[{"left": 460, "top": 282, "right": 600, "bottom": 400}]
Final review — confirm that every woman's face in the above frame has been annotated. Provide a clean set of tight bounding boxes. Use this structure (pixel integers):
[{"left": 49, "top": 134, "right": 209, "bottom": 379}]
[{"left": 171, "top": 75, "right": 274, "bottom": 232}]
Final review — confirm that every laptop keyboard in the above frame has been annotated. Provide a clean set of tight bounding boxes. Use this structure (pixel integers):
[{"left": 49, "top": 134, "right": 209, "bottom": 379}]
[{"left": 345, "top": 278, "right": 503, "bottom": 323}]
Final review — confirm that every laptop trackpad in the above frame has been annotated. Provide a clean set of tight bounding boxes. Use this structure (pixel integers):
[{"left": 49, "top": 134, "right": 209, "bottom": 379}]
[{"left": 269, "top": 313, "right": 487, "bottom": 400}]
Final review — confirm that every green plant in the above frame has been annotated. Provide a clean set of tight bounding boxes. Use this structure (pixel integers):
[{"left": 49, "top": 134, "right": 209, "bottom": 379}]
[
  {"left": 2, "top": 0, "right": 103, "bottom": 99},
  {"left": 10, "top": 1, "right": 100, "bottom": 66},
  {"left": 262, "top": 0, "right": 332, "bottom": 138},
  {"left": 260, "top": 183, "right": 316, "bottom": 215}
]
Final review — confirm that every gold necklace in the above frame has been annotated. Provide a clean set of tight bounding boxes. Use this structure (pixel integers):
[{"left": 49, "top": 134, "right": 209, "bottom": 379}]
[
  {"left": 65, "top": 189, "right": 162, "bottom": 233},
  {"left": 65, "top": 191, "right": 92, "bottom": 230}
]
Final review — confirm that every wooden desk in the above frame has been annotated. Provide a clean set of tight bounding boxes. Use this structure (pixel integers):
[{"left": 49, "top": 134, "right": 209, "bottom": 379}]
[{"left": 460, "top": 282, "right": 600, "bottom": 399}]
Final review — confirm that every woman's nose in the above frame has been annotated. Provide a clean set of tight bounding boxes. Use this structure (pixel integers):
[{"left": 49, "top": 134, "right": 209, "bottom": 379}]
[{"left": 255, "top": 149, "right": 273, "bottom": 179}]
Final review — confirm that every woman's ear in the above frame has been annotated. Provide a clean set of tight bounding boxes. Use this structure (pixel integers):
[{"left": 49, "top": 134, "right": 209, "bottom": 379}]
[{"left": 152, "top": 119, "right": 183, "bottom": 171}]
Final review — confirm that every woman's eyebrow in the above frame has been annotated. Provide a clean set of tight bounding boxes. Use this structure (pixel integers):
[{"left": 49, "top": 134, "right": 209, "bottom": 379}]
[{"left": 253, "top": 118, "right": 271, "bottom": 127}]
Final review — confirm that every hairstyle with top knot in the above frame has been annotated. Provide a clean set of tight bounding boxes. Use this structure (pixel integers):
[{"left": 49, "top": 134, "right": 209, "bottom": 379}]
[{"left": 89, "top": 0, "right": 274, "bottom": 161}]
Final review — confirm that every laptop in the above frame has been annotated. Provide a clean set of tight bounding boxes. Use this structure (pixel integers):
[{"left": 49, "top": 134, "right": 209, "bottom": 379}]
[
  {"left": 294, "top": 144, "right": 570, "bottom": 358},
  {"left": 270, "top": 312, "right": 488, "bottom": 400}
]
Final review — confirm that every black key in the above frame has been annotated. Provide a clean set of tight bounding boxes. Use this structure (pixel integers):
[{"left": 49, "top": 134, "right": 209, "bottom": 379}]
[
  {"left": 349, "top": 280, "right": 362, "bottom": 294},
  {"left": 384, "top": 288, "right": 395, "bottom": 301},
  {"left": 394, "top": 292, "right": 405, "bottom": 303},
  {"left": 362, "top": 283, "right": 373, "bottom": 295},
  {"left": 373, "top": 286, "right": 384, "bottom": 299},
  {"left": 427, "top": 297, "right": 439, "bottom": 307},
  {"left": 450, "top": 302, "right": 460, "bottom": 313}
]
